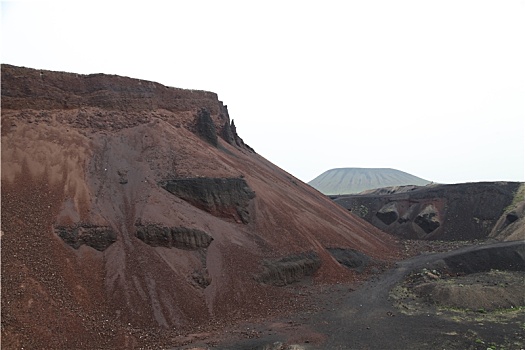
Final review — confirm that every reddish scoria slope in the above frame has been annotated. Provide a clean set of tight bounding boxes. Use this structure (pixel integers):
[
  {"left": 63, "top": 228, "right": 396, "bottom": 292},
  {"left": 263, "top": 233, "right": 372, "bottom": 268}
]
[{"left": 0, "top": 65, "right": 399, "bottom": 349}]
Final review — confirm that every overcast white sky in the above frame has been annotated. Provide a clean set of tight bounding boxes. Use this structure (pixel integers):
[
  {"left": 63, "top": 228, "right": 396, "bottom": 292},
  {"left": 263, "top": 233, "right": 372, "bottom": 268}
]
[{"left": 2, "top": 1, "right": 524, "bottom": 184}]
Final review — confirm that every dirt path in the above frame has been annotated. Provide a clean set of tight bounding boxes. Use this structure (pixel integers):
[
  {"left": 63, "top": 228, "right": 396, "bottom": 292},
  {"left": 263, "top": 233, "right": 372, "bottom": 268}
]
[{"left": 206, "top": 240, "right": 525, "bottom": 350}]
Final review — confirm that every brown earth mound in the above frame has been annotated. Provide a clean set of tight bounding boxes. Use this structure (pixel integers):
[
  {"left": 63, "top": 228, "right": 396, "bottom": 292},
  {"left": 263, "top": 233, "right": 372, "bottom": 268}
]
[
  {"left": 0, "top": 65, "right": 400, "bottom": 349},
  {"left": 411, "top": 270, "right": 525, "bottom": 311},
  {"left": 392, "top": 241, "right": 525, "bottom": 314},
  {"left": 205, "top": 241, "right": 525, "bottom": 350}
]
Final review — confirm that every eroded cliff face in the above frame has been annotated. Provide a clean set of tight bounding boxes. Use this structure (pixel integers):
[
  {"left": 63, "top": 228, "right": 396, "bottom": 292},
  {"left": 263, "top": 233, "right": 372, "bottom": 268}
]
[
  {"left": 332, "top": 182, "right": 523, "bottom": 241},
  {"left": 1, "top": 65, "right": 399, "bottom": 349}
]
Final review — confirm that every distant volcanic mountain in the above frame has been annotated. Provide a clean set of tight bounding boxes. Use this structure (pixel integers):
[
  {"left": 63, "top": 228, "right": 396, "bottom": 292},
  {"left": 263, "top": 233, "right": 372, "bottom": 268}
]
[
  {"left": 0, "top": 65, "right": 399, "bottom": 349},
  {"left": 309, "top": 168, "right": 431, "bottom": 195}
]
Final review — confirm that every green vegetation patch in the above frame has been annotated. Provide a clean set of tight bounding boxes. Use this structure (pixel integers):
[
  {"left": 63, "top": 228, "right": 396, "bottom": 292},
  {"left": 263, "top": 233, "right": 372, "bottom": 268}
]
[{"left": 504, "top": 183, "right": 525, "bottom": 213}]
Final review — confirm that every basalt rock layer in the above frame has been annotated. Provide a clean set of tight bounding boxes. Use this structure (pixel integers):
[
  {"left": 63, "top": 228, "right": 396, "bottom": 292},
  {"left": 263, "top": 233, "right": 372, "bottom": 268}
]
[
  {"left": 0, "top": 65, "right": 399, "bottom": 349},
  {"left": 135, "top": 224, "right": 213, "bottom": 250},
  {"left": 161, "top": 177, "right": 255, "bottom": 224},
  {"left": 332, "top": 182, "right": 523, "bottom": 241},
  {"left": 55, "top": 224, "right": 117, "bottom": 251}
]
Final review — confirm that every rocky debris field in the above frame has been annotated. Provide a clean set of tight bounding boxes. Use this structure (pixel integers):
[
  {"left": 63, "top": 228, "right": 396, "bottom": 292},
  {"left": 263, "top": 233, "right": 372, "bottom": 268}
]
[{"left": 202, "top": 240, "right": 525, "bottom": 350}]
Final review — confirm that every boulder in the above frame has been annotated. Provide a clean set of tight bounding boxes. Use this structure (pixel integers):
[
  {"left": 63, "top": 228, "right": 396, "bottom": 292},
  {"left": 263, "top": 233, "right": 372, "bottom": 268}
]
[
  {"left": 414, "top": 204, "right": 441, "bottom": 234},
  {"left": 376, "top": 202, "right": 399, "bottom": 225}
]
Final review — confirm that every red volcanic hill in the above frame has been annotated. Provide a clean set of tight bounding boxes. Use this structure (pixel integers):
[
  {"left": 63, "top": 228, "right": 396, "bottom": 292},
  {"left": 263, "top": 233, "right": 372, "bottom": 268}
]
[{"left": 0, "top": 65, "right": 399, "bottom": 349}]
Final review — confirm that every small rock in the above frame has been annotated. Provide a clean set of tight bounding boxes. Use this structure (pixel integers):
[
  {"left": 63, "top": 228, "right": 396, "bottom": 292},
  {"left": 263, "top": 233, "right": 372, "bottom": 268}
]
[{"left": 426, "top": 272, "right": 439, "bottom": 280}]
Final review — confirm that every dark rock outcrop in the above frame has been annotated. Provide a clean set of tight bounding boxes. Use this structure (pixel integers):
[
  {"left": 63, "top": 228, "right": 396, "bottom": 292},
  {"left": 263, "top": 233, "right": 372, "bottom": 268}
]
[
  {"left": 440, "top": 242, "right": 525, "bottom": 274},
  {"left": 191, "top": 269, "right": 211, "bottom": 288},
  {"left": 162, "top": 177, "right": 255, "bottom": 224},
  {"left": 327, "top": 248, "right": 371, "bottom": 272},
  {"left": 255, "top": 252, "right": 322, "bottom": 286},
  {"left": 333, "top": 182, "right": 522, "bottom": 240},
  {"left": 505, "top": 212, "right": 519, "bottom": 223},
  {"left": 221, "top": 121, "right": 235, "bottom": 145},
  {"left": 221, "top": 119, "right": 255, "bottom": 152},
  {"left": 414, "top": 204, "right": 441, "bottom": 234},
  {"left": 1, "top": 64, "right": 223, "bottom": 115},
  {"left": 55, "top": 224, "right": 117, "bottom": 251},
  {"left": 135, "top": 224, "right": 213, "bottom": 250},
  {"left": 376, "top": 202, "right": 399, "bottom": 225},
  {"left": 195, "top": 108, "right": 218, "bottom": 147},
  {"left": 136, "top": 224, "right": 213, "bottom": 288}
]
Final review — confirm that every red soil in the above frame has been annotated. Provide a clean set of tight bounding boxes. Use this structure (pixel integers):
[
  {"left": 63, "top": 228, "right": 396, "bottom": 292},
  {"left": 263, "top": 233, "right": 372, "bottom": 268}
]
[{"left": 1, "top": 65, "right": 400, "bottom": 349}]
